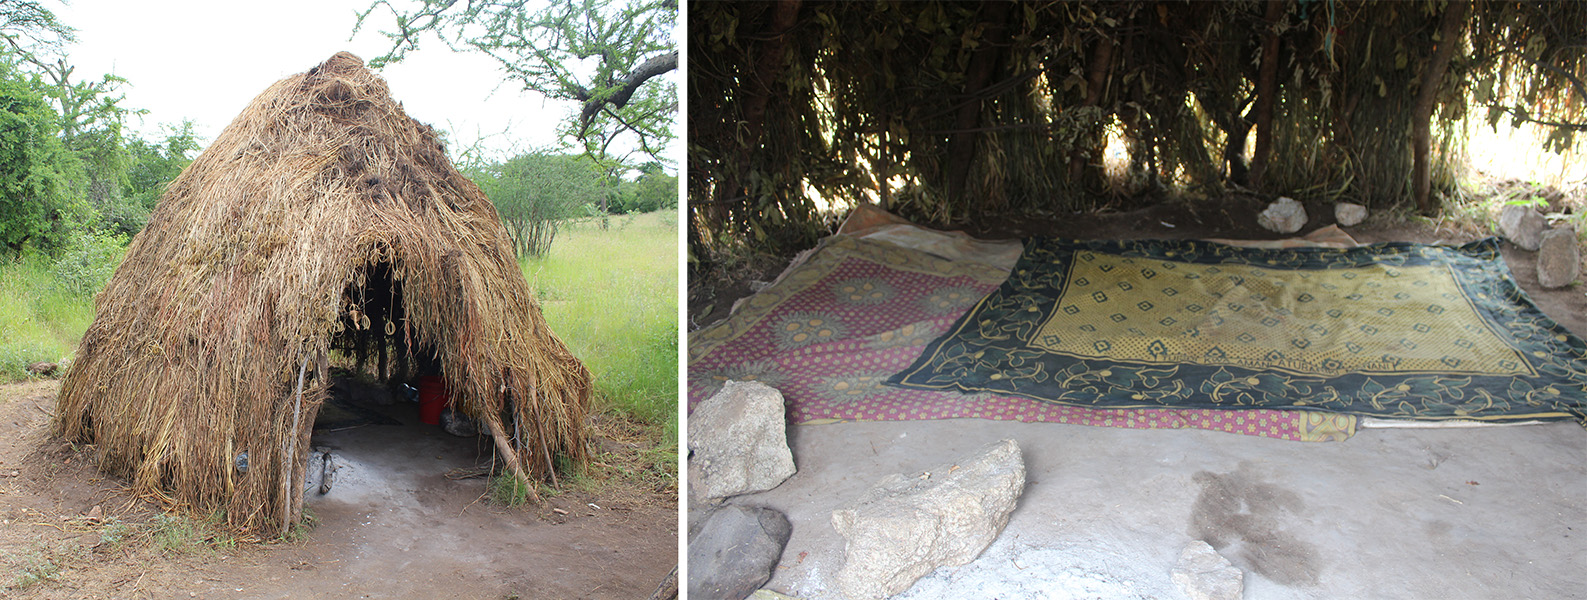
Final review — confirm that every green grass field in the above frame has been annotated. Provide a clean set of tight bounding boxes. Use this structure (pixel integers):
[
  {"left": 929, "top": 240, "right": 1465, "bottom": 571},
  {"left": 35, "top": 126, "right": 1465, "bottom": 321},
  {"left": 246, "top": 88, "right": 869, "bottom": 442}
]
[
  {"left": 0, "top": 254, "right": 98, "bottom": 379},
  {"left": 522, "top": 211, "right": 679, "bottom": 444}
]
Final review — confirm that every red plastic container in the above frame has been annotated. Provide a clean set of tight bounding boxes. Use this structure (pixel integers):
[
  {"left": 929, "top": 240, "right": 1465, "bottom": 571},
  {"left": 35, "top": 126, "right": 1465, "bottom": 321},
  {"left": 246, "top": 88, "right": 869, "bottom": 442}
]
[{"left": 418, "top": 375, "right": 448, "bottom": 425}]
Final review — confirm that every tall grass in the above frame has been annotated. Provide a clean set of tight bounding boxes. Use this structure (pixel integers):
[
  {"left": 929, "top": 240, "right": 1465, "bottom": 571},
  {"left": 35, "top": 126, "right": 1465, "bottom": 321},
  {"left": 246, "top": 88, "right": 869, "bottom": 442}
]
[
  {"left": 522, "top": 210, "right": 679, "bottom": 446},
  {"left": 0, "top": 253, "right": 99, "bottom": 380}
]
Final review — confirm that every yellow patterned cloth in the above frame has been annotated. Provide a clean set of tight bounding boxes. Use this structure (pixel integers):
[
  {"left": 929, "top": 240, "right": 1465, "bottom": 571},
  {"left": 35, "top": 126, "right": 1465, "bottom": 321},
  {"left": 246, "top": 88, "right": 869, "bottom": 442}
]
[
  {"left": 688, "top": 235, "right": 1359, "bottom": 441},
  {"left": 889, "top": 237, "right": 1587, "bottom": 423}
]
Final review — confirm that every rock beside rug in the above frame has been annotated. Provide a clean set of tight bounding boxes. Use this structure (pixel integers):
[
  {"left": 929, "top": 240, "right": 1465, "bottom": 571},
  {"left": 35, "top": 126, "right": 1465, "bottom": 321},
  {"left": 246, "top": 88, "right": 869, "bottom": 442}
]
[
  {"left": 1498, "top": 204, "right": 1548, "bottom": 251},
  {"left": 831, "top": 439, "right": 1027, "bottom": 599},
  {"left": 1537, "top": 227, "right": 1581, "bottom": 289},
  {"left": 689, "top": 381, "right": 797, "bottom": 500},
  {"left": 1334, "top": 202, "right": 1368, "bottom": 227},
  {"left": 1258, "top": 197, "right": 1307, "bottom": 234}
]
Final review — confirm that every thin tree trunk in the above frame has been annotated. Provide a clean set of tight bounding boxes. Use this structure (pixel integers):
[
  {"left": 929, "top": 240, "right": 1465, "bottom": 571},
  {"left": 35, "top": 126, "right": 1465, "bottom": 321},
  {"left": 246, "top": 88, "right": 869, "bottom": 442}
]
[
  {"left": 1412, "top": 0, "right": 1469, "bottom": 214},
  {"left": 1068, "top": 35, "right": 1116, "bottom": 184},
  {"left": 377, "top": 329, "right": 388, "bottom": 383},
  {"left": 713, "top": 0, "right": 803, "bottom": 232},
  {"left": 1248, "top": 0, "right": 1285, "bottom": 190},
  {"left": 947, "top": 0, "right": 1014, "bottom": 207},
  {"left": 354, "top": 325, "right": 367, "bottom": 374}
]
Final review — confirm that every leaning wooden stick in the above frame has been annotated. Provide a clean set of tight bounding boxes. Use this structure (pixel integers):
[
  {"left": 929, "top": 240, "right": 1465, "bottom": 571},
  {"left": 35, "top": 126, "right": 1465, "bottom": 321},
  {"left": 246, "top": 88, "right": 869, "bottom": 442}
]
[
  {"left": 486, "top": 416, "right": 540, "bottom": 503},
  {"left": 528, "top": 369, "right": 559, "bottom": 488},
  {"left": 647, "top": 564, "right": 678, "bottom": 600}
]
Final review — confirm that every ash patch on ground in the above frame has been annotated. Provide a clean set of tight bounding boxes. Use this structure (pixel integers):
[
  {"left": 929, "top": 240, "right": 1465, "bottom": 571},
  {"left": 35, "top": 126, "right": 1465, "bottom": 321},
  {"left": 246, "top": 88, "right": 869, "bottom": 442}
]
[{"left": 1189, "top": 461, "right": 1321, "bottom": 586}]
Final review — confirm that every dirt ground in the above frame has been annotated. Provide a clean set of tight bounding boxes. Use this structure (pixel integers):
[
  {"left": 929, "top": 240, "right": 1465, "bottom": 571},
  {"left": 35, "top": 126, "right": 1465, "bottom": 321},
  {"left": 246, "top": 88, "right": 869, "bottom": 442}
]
[
  {"left": 0, "top": 380, "right": 677, "bottom": 600},
  {"left": 736, "top": 414, "right": 1586, "bottom": 600}
]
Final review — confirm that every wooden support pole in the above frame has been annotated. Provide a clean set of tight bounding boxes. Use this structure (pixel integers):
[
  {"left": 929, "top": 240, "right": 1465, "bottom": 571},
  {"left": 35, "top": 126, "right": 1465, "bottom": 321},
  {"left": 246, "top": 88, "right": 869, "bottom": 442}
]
[
  {"left": 354, "top": 323, "right": 367, "bottom": 374},
  {"left": 486, "top": 416, "right": 540, "bottom": 503},
  {"left": 377, "top": 329, "right": 389, "bottom": 383},
  {"left": 527, "top": 369, "right": 559, "bottom": 488},
  {"left": 1067, "top": 35, "right": 1116, "bottom": 185},
  {"left": 281, "top": 355, "right": 308, "bottom": 537},
  {"left": 948, "top": 0, "right": 1014, "bottom": 203}
]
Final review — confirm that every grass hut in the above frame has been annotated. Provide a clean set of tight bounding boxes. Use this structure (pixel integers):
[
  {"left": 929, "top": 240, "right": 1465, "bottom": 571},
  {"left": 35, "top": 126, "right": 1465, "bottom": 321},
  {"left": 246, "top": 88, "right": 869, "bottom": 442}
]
[{"left": 55, "top": 52, "right": 591, "bottom": 534}]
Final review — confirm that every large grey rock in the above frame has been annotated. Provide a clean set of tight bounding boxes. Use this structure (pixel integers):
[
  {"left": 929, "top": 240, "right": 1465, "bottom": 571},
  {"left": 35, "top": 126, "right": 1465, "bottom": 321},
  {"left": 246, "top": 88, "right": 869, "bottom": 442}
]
[
  {"left": 831, "top": 439, "right": 1026, "bottom": 599},
  {"left": 689, "top": 381, "right": 796, "bottom": 500},
  {"left": 1257, "top": 197, "right": 1307, "bottom": 234},
  {"left": 688, "top": 505, "right": 793, "bottom": 600},
  {"left": 1537, "top": 227, "right": 1581, "bottom": 289},
  {"left": 1498, "top": 204, "right": 1548, "bottom": 250},
  {"left": 1334, "top": 202, "right": 1367, "bottom": 227},
  {"left": 1171, "top": 540, "right": 1244, "bottom": 600}
]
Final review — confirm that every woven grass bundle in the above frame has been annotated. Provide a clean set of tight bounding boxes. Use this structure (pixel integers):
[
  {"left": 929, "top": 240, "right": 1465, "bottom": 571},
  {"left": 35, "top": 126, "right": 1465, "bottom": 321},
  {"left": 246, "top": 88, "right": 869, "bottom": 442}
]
[{"left": 56, "top": 52, "right": 591, "bottom": 534}]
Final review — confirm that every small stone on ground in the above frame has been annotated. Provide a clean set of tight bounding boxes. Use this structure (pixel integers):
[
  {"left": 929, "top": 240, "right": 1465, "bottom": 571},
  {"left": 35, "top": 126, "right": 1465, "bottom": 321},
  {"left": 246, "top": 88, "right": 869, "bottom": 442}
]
[
  {"left": 1498, "top": 204, "right": 1548, "bottom": 251},
  {"left": 1334, "top": 202, "right": 1367, "bottom": 227},
  {"left": 1171, "top": 540, "right": 1244, "bottom": 600}
]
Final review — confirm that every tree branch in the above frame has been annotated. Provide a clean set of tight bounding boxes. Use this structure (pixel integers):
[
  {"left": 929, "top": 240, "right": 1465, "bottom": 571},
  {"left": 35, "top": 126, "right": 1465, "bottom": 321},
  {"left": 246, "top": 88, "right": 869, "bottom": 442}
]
[
  {"left": 1489, "top": 105, "right": 1587, "bottom": 132},
  {"left": 578, "top": 50, "right": 678, "bottom": 135}
]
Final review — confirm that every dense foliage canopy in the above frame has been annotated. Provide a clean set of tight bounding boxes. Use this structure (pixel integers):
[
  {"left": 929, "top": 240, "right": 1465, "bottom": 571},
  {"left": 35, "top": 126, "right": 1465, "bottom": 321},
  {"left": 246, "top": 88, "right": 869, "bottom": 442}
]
[
  {"left": 0, "top": 2, "right": 197, "bottom": 256},
  {"left": 358, "top": 0, "right": 679, "bottom": 163},
  {"left": 689, "top": 0, "right": 1587, "bottom": 261}
]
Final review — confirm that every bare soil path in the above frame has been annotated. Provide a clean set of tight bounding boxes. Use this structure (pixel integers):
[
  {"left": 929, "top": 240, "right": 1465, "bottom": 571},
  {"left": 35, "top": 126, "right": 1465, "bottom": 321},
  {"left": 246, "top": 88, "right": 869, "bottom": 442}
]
[{"left": 0, "top": 381, "right": 677, "bottom": 600}]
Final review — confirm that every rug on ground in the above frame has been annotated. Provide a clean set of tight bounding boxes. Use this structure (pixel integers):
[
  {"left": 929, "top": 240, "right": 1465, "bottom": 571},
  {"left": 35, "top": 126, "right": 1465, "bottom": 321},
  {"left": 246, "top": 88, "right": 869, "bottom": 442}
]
[
  {"left": 888, "top": 236, "right": 1587, "bottom": 423},
  {"left": 689, "top": 234, "right": 1358, "bottom": 442}
]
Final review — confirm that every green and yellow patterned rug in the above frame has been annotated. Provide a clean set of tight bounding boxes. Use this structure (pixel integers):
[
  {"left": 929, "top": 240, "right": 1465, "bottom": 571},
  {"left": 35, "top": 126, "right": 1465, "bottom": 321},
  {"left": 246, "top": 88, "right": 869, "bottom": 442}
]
[{"left": 888, "top": 237, "right": 1587, "bottom": 422}]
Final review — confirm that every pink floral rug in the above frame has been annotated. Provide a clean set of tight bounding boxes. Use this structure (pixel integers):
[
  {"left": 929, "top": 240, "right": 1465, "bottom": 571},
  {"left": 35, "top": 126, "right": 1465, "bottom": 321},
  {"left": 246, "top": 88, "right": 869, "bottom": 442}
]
[{"left": 689, "top": 234, "right": 1358, "bottom": 442}]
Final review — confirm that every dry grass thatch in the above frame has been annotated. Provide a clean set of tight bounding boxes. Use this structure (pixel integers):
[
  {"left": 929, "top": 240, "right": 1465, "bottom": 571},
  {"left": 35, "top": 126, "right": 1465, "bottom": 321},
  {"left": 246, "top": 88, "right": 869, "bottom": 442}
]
[{"left": 55, "top": 52, "right": 592, "bottom": 534}]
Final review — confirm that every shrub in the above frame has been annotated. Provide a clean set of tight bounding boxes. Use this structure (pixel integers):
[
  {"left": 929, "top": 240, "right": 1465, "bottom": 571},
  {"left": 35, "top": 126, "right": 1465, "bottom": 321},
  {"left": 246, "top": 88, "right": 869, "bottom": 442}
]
[{"left": 51, "top": 230, "right": 125, "bottom": 295}]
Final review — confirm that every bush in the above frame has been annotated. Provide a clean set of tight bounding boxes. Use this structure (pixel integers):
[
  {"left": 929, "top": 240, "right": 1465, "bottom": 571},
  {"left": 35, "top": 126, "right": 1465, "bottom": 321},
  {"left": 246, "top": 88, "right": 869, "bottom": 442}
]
[{"left": 51, "top": 230, "right": 125, "bottom": 295}]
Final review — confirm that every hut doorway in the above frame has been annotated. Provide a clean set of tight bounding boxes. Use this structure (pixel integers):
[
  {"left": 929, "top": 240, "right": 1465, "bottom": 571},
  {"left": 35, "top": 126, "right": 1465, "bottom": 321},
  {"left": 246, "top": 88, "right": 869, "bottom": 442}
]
[{"left": 306, "top": 260, "right": 495, "bottom": 501}]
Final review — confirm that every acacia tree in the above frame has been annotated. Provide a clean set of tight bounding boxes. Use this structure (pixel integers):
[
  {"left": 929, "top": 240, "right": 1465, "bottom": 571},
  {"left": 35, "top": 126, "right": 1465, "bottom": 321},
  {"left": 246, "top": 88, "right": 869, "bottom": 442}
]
[
  {"left": 0, "top": 0, "right": 72, "bottom": 56},
  {"left": 471, "top": 151, "right": 608, "bottom": 257},
  {"left": 355, "top": 0, "right": 678, "bottom": 164}
]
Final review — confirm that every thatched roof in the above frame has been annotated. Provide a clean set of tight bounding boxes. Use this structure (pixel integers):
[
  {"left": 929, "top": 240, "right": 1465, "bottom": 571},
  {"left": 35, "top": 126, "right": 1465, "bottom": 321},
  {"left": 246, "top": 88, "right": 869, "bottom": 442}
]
[{"left": 56, "top": 52, "right": 591, "bottom": 533}]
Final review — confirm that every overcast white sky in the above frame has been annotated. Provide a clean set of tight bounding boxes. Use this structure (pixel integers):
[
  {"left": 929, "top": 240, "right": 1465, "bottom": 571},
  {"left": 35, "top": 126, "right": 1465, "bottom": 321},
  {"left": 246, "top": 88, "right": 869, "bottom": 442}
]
[{"left": 51, "top": 0, "right": 680, "bottom": 169}]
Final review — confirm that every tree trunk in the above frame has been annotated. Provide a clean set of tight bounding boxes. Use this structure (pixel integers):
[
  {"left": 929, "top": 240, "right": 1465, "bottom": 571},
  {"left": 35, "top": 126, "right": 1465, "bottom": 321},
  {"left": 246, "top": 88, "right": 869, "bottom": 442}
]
[
  {"left": 713, "top": 0, "right": 803, "bottom": 233},
  {"left": 354, "top": 325, "right": 367, "bottom": 374},
  {"left": 1065, "top": 35, "right": 1115, "bottom": 186},
  {"left": 1247, "top": 0, "right": 1285, "bottom": 191},
  {"left": 1225, "top": 105, "right": 1255, "bottom": 185},
  {"left": 946, "top": 0, "right": 1014, "bottom": 207},
  {"left": 377, "top": 329, "right": 388, "bottom": 383},
  {"left": 1412, "top": 1, "right": 1470, "bottom": 214}
]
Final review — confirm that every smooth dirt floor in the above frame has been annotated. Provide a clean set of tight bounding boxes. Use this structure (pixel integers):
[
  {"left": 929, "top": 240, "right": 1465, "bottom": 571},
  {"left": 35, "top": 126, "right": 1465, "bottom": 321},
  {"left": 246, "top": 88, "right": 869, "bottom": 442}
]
[{"left": 716, "top": 418, "right": 1584, "bottom": 600}]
